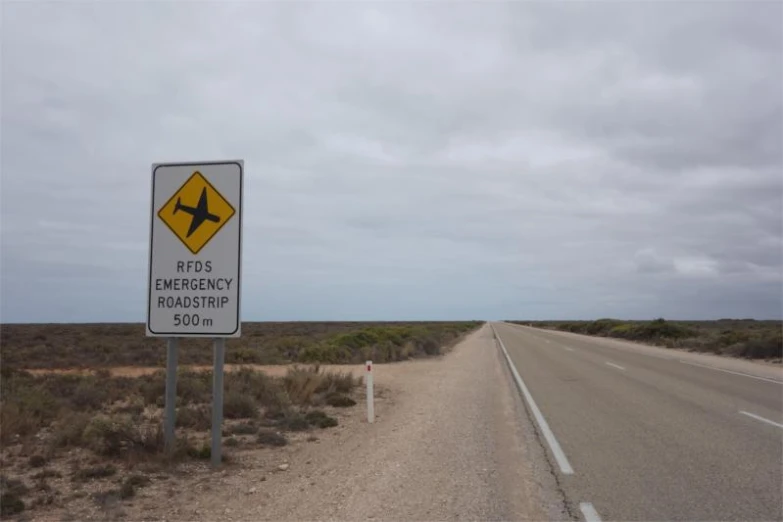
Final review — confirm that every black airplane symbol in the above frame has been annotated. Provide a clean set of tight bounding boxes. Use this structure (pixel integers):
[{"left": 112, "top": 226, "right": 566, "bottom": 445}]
[{"left": 173, "top": 187, "right": 221, "bottom": 237}]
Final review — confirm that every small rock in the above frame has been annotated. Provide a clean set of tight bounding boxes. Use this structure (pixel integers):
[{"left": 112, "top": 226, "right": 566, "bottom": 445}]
[
  {"left": 225, "top": 508, "right": 232, "bottom": 515},
  {"left": 278, "top": 464, "right": 289, "bottom": 471},
  {"left": 248, "top": 487, "right": 257, "bottom": 494},
  {"left": 260, "top": 476, "right": 267, "bottom": 482}
]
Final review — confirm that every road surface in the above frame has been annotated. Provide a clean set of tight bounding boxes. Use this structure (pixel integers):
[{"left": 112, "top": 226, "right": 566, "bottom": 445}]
[{"left": 491, "top": 321, "right": 783, "bottom": 522}]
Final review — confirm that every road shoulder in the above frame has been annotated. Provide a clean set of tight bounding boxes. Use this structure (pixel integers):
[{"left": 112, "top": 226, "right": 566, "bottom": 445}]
[{"left": 66, "top": 324, "right": 552, "bottom": 521}]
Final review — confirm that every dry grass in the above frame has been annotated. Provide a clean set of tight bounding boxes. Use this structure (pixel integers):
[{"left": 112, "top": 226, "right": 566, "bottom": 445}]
[
  {"left": 0, "top": 321, "right": 481, "bottom": 369},
  {"left": 0, "top": 320, "right": 482, "bottom": 518},
  {"left": 0, "top": 364, "right": 361, "bottom": 519},
  {"left": 512, "top": 319, "right": 782, "bottom": 360},
  {"left": 282, "top": 365, "right": 363, "bottom": 405}
]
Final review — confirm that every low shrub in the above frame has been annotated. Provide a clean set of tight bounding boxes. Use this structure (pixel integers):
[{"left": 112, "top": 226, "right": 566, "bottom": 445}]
[
  {"left": 119, "top": 481, "right": 136, "bottom": 499},
  {"left": 305, "top": 410, "right": 338, "bottom": 428},
  {"left": 0, "top": 492, "right": 25, "bottom": 516},
  {"left": 227, "top": 421, "right": 258, "bottom": 435},
  {"left": 728, "top": 336, "right": 782, "bottom": 359},
  {"left": 0, "top": 374, "right": 60, "bottom": 445},
  {"left": 281, "top": 413, "right": 310, "bottom": 432},
  {"left": 116, "top": 473, "right": 150, "bottom": 499},
  {"left": 186, "top": 444, "right": 212, "bottom": 460},
  {"left": 282, "top": 366, "right": 362, "bottom": 406},
  {"left": 82, "top": 414, "right": 165, "bottom": 458},
  {"left": 257, "top": 430, "right": 288, "bottom": 447},
  {"left": 223, "top": 391, "right": 258, "bottom": 419},
  {"left": 320, "top": 371, "right": 362, "bottom": 395},
  {"left": 72, "top": 464, "right": 117, "bottom": 482},
  {"left": 325, "top": 394, "right": 356, "bottom": 408},
  {"left": 28, "top": 455, "right": 47, "bottom": 468},
  {"left": 0, "top": 476, "right": 29, "bottom": 498},
  {"left": 124, "top": 474, "right": 151, "bottom": 488},
  {"left": 31, "top": 469, "right": 61, "bottom": 480},
  {"left": 177, "top": 405, "right": 212, "bottom": 430},
  {"left": 527, "top": 319, "right": 781, "bottom": 360},
  {"left": 51, "top": 413, "right": 91, "bottom": 448},
  {"left": 0, "top": 321, "right": 484, "bottom": 369},
  {"left": 283, "top": 367, "right": 325, "bottom": 405},
  {"left": 227, "top": 368, "right": 291, "bottom": 413}
]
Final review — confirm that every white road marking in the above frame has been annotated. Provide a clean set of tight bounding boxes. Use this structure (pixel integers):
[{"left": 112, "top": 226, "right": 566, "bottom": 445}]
[
  {"left": 491, "top": 325, "right": 575, "bottom": 475},
  {"left": 679, "top": 360, "right": 783, "bottom": 385},
  {"left": 580, "top": 502, "right": 602, "bottom": 522},
  {"left": 739, "top": 411, "right": 783, "bottom": 430},
  {"left": 605, "top": 362, "right": 625, "bottom": 371},
  {"left": 501, "top": 322, "right": 676, "bottom": 362},
  {"left": 504, "top": 323, "right": 783, "bottom": 383}
]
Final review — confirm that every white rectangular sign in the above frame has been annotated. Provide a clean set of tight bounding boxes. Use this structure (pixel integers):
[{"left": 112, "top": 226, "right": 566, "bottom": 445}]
[{"left": 146, "top": 160, "right": 243, "bottom": 337}]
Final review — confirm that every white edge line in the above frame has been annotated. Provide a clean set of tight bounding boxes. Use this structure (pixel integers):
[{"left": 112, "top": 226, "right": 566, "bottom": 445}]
[
  {"left": 739, "top": 411, "right": 783, "bottom": 430},
  {"left": 605, "top": 362, "right": 625, "bottom": 371},
  {"left": 579, "top": 502, "right": 602, "bottom": 522},
  {"left": 679, "top": 360, "right": 783, "bottom": 385},
  {"left": 491, "top": 324, "right": 575, "bottom": 475}
]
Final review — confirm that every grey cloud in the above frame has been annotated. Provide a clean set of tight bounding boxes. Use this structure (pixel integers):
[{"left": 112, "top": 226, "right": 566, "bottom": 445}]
[
  {"left": 633, "top": 249, "right": 674, "bottom": 275},
  {"left": 1, "top": 2, "right": 781, "bottom": 322}
]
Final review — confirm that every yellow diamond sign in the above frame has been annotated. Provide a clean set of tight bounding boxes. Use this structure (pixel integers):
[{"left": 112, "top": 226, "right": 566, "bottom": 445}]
[{"left": 157, "top": 171, "right": 236, "bottom": 255}]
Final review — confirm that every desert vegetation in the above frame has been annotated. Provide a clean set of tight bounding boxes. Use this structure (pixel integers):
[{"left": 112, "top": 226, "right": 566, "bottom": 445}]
[
  {"left": 0, "top": 321, "right": 482, "bottom": 369},
  {"left": 0, "top": 320, "right": 482, "bottom": 518},
  {"left": 509, "top": 318, "right": 782, "bottom": 360},
  {"left": 0, "top": 364, "right": 361, "bottom": 518}
]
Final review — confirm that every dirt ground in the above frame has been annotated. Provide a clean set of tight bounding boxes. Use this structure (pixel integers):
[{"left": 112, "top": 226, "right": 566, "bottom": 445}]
[{"left": 20, "top": 324, "right": 547, "bottom": 521}]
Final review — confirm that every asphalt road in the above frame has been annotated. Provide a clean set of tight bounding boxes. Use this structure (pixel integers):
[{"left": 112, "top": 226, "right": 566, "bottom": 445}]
[{"left": 491, "top": 322, "right": 783, "bottom": 522}]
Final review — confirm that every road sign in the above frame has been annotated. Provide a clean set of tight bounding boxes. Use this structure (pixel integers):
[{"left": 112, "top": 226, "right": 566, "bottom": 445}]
[
  {"left": 147, "top": 160, "right": 243, "bottom": 337},
  {"left": 158, "top": 171, "right": 236, "bottom": 255}
]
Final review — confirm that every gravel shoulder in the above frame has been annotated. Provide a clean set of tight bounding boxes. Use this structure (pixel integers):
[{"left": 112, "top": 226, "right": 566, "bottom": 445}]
[{"left": 62, "top": 323, "right": 548, "bottom": 521}]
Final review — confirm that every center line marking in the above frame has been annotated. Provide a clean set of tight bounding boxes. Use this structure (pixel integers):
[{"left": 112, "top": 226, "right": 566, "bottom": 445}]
[
  {"left": 580, "top": 502, "right": 602, "bottom": 522},
  {"left": 739, "top": 411, "right": 783, "bottom": 430},
  {"left": 491, "top": 325, "right": 574, "bottom": 475},
  {"left": 605, "top": 362, "right": 625, "bottom": 371},
  {"left": 679, "top": 360, "right": 783, "bottom": 384}
]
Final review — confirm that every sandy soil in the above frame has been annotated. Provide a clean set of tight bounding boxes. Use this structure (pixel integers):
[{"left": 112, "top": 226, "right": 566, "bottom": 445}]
[{"left": 30, "top": 323, "right": 546, "bottom": 521}]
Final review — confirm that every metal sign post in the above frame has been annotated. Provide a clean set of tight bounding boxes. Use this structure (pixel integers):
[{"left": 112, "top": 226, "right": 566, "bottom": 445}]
[
  {"left": 147, "top": 160, "right": 244, "bottom": 467},
  {"left": 211, "top": 338, "right": 226, "bottom": 466},
  {"left": 164, "top": 338, "right": 179, "bottom": 453}
]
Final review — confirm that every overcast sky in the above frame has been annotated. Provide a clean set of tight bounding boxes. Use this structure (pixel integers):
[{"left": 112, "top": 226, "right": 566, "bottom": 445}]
[{"left": 2, "top": 1, "right": 781, "bottom": 323}]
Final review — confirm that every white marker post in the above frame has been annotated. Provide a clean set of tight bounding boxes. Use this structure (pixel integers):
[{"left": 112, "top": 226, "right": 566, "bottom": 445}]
[{"left": 366, "top": 360, "right": 374, "bottom": 423}]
